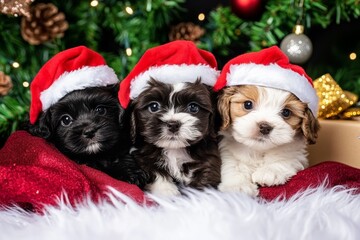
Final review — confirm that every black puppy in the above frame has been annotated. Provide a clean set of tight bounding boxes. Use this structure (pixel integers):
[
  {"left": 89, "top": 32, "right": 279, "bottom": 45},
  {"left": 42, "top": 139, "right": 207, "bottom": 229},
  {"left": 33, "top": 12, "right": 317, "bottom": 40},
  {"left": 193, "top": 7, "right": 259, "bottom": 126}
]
[{"left": 28, "top": 84, "right": 148, "bottom": 188}]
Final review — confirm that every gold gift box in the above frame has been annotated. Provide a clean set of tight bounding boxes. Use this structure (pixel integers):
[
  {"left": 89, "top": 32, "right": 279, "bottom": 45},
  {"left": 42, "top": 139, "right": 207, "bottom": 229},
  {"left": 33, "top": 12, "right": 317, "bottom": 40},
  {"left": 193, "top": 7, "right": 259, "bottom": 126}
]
[{"left": 308, "top": 119, "right": 360, "bottom": 169}]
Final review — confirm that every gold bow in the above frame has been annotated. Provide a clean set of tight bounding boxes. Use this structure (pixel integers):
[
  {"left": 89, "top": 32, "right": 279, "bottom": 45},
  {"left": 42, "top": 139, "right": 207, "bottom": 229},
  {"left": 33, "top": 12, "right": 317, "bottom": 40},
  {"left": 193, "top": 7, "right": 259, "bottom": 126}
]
[{"left": 313, "top": 73, "right": 359, "bottom": 119}]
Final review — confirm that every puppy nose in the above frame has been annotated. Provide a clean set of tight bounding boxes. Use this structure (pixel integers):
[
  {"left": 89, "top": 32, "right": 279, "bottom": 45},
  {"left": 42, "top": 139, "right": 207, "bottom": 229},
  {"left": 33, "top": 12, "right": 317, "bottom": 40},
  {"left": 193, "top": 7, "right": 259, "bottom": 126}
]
[
  {"left": 167, "top": 121, "right": 181, "bottom": 133},
  {"left": 258, "top": 122, "right": 273, "bottom": 135},
  {"left": 83, "top": 128, "right": 96, "bottom": 138}
]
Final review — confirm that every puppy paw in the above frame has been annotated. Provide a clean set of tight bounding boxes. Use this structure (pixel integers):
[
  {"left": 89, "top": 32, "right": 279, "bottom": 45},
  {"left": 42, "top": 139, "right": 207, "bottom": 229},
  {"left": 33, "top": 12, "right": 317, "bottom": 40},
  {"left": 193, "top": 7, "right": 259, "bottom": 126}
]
[
  {"left": 218, "top": 182, "right": 259, "bottom": 197},
  {"left": 127, "top": 169, "right": 150, "bottom": 189},
  {"left": 147, "top": 181, "right": 180, "bottom": 197},
  {"left": 252, "top": 167, "right": 294, "bottom": 186}
]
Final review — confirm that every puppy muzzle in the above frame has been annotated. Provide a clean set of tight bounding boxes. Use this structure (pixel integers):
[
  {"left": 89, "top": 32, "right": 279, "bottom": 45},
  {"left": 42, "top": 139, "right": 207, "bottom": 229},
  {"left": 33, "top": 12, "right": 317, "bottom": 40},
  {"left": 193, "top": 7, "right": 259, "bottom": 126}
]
[
  {"left": 258, "top": 122, "right": 274, "bottom": 135},
  {"left": 166, "top": 120, "right": 181, "bottom": 133}
]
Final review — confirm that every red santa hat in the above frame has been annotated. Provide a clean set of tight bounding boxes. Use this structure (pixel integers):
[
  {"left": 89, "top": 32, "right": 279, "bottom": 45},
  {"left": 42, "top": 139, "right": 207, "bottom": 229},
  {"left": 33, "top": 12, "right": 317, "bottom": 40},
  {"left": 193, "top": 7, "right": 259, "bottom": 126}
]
[
  {"left": 29, "top": 46, "right": 119, "bottom": 124},
  {"left": 213, "top": 46, "right": 318, "bottom": 117},
  {"left": 118, "top": 40, "right": 219, "bottom": 108}
]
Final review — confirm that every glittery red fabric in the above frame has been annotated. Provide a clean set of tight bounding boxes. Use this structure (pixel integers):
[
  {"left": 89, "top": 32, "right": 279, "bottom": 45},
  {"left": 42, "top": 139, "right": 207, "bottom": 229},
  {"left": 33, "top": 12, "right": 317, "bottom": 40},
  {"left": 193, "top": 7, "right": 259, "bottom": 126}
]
[
  {"left": 259, "top": 161, "right": 360, "bottom": 200},
  {"left": 0, "top": 131, "right": 147, "bottom": 212}
]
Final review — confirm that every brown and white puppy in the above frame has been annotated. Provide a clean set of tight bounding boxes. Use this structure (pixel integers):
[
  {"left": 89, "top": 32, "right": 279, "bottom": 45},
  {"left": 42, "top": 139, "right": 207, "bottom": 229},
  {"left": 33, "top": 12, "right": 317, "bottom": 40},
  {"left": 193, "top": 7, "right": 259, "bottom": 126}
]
[
  {"left": 129, "top": 78, "right": 221, "bottom": 196},
  {"left": 217, "top": 85, "right": 320, "bottom": 196}
]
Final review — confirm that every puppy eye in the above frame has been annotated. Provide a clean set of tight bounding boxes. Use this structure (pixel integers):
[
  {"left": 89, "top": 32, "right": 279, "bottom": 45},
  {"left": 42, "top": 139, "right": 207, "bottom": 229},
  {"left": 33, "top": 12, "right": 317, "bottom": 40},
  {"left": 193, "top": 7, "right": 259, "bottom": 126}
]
[
  {"left": 60, "top": 114, "right": 73, "bottom": 126},
  {"left": 148, "top": 101, "right": 161, "bottom": 113},
  {"left": 243, "top": 100, "right": 253, "bottom": 110},
  {"left": 95, "top": 106, "right": 107, "bottom": 115},
  {"left": 281, "top": 108, "right": 292, "bottom": 118},
  {"left": 187, "top": 102, "right": 199, "bottom": 114}
]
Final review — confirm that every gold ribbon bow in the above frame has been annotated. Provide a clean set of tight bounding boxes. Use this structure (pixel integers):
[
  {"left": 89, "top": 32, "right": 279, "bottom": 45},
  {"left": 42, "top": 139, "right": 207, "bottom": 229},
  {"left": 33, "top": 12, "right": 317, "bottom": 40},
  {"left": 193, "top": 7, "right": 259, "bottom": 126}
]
[{"left": 313, "top": 73, "right": 359, "bottom": 119}]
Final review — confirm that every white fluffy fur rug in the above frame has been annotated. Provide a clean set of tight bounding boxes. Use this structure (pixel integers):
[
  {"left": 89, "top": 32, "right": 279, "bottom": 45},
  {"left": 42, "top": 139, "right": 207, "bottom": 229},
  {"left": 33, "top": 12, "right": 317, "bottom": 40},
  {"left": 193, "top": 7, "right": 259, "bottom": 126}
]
[{"left": 1, "top": 186, "right": 360, "bottom": 240}]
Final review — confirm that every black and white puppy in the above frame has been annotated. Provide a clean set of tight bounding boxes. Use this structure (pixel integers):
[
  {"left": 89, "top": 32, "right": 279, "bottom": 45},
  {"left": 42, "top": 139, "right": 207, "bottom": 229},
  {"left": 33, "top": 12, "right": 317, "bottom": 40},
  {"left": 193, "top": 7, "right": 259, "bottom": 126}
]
[
  {"left": 27, "top": 84, "right": 148, "bottom": 188},
  {"left": 130, "top": 78, "right": 221, "bottom": 196}
]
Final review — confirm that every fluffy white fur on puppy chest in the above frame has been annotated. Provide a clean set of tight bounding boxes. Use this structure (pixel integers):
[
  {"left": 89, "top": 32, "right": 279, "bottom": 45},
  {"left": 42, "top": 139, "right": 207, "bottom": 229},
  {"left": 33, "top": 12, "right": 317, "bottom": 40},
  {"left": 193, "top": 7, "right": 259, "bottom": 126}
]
[
  {"left": 218, "top": 132, "right": 308, "bottom": 196},
  {"left": 161, "top": 148, "right": 194, "bottom": 183}
]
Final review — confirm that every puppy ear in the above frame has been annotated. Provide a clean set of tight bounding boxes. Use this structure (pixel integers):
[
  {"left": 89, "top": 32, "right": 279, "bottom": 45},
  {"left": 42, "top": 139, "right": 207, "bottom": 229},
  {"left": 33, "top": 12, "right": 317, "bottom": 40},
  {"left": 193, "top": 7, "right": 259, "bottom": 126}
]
[
  {"left": 27, "top": 110, "right": 53, "bottom": 139},
  {"left": 129, "top": 107, "right": 137, "bottom": 144},
  {"left": 206, "top": 86, "right": 220, "bottom": 138},
  {"left": 301, "top": 108, "right": 320, "bottom": 145},
  {"left": 217, "top": 88, "right": 233, "bottom": 131}
]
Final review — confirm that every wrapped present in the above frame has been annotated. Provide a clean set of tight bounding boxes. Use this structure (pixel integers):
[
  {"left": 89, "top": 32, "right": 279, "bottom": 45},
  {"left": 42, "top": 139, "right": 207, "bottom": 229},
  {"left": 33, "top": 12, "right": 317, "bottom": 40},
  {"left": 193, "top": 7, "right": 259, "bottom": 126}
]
[
  {"left": 309, "top": 74, "right": 360, "bottom": 168},
  {"left": 308, "top": 119, "right": 360, "bottom": 169},
  {"left": 314, "top": 73, "right": 359, "bottom": 119}
]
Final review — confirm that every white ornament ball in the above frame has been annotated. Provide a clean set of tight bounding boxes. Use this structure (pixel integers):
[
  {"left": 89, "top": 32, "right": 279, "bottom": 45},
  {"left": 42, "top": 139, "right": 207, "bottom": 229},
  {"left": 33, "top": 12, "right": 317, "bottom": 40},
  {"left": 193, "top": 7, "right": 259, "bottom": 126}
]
[{"left": 280, "top": 32, "right": 313, "bottom": 64}]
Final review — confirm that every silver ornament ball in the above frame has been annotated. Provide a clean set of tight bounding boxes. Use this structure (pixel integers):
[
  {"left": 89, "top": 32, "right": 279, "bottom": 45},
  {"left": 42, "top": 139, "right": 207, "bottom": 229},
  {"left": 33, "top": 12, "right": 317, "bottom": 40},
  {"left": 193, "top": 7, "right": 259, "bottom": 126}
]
[{"left": 280, "top": 32, "right": 313, "bottom": 64}]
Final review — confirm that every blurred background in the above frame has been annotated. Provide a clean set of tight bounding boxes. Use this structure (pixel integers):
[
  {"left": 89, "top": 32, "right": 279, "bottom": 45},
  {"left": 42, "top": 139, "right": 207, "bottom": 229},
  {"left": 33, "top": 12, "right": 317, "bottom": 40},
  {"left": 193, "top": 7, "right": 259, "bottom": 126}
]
[{"left": 0, "top": 0, "right": 359, "bottom": 146}]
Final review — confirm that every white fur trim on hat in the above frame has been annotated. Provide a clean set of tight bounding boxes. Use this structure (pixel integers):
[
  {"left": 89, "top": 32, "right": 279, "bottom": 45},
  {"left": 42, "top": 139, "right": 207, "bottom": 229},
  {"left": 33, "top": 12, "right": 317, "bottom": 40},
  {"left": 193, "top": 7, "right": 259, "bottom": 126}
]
[
  {"left": 130, "top": 64, "right": 219, "bottom": 100},
  {"left": 226, "top": 63, "right": 319, "bottom": 116},
  {"left": 40, "top": 65, "right": 118, "bottom": 111}
]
